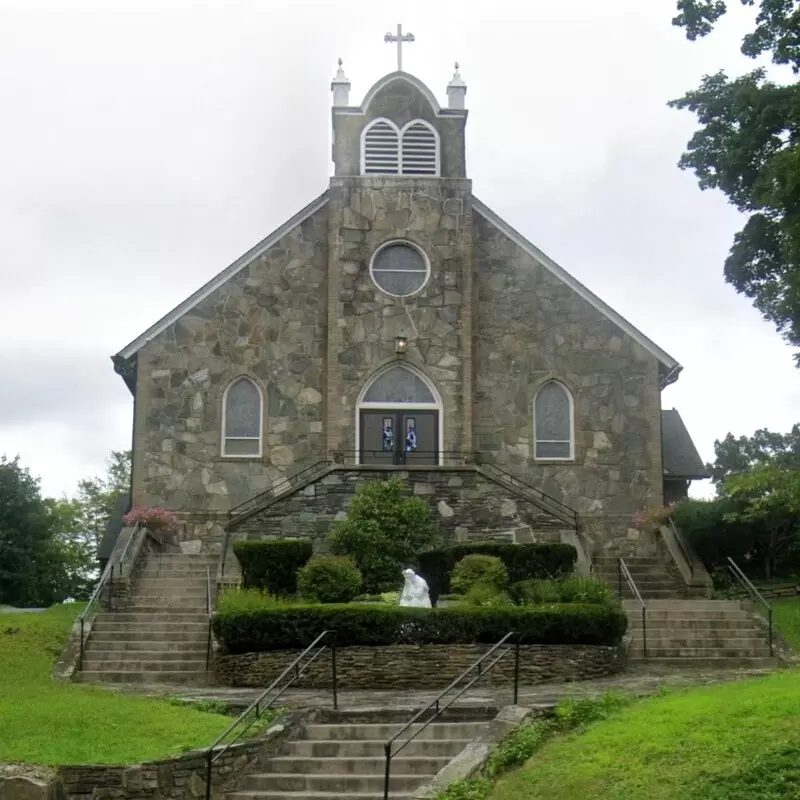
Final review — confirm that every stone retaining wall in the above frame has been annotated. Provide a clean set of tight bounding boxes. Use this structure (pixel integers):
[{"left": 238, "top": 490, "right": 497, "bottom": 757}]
[
  {"left": 228, "top": 466, "right": 567, "bottom": 546},
  {"left": 215, "top": 643, "right": 626, "bottom": 689}
]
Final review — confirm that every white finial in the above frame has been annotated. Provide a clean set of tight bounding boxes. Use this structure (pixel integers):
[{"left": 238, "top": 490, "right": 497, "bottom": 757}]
[
  {"left": 331, "top": 57, "right": 351, "bottom": 106},
  {"left": 447, "top": 61, "right": 467, "bottom": 109},
  {"left": 384, "top": 23, "right": 415, "bottom": 71}
]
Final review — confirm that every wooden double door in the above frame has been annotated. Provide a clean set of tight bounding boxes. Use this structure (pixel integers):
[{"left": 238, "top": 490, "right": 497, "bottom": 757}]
[{"left": 360, "top": 410, "right": 439, "bottom": 465}]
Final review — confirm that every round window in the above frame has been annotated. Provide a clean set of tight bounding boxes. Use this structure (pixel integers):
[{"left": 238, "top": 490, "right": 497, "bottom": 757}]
[{"left": 370, "top": 242, "right": 429, "bottom": 297}]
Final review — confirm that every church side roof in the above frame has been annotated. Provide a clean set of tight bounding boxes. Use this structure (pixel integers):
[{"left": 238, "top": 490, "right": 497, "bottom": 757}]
[
  {"left": 662, "top": 409, "right": 711, "bottom": 480},
  {"left": 115, "top": 191, "right": 329, "bottom": 361},
  {"left": 472, "top": 197, "right": 682, "bottom": 385}
]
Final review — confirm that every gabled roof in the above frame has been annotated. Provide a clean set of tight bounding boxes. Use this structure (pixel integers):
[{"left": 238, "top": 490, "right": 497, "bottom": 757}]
[
  {"left": 115, "top": 191, "right": 329, "bottom": 361},
  {"left": 662, "top": 409, "right": 710, "bottom": 480},
  {"left": 472, "top": 197, "right": 682, "bottom": 386}
]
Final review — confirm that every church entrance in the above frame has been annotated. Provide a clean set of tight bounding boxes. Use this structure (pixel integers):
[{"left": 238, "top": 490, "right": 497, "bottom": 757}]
[
  {"left": 356, "top": 364, "right": 442, "bottom": 466},
  {"left": 360, "top": 409, "right": 439, "bottom": 465}
]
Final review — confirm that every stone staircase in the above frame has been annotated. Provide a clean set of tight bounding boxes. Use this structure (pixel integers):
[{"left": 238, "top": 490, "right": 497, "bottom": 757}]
[
  {"left": 76, "top": 553, "right": 217, "bottom": 684},
  {"left": 593, "top": 556, "right": 685, "bottom": 599},
  {"left": 625, "top": 599, "right": 777, "bottom": 667},
  {"left": 227, "top": 711, "right": 489, "bottom": 800}
]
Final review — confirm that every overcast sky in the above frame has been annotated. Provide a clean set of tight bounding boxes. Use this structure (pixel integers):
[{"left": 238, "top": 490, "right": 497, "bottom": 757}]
[{"left": 1, "top": 0, "right": 797, "bottom": 500}]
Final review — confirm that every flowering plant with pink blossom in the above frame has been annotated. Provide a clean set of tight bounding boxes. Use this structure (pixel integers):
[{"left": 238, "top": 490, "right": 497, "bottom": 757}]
[
  {"left": 122, "top": 507, "right": 181, "bottom": 534},
  {"left": 634, "top": 502, "right": 677, "bottom": 532}
]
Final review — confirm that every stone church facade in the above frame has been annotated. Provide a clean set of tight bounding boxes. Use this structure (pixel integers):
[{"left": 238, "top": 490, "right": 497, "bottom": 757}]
[{"left": 112, "top": 64, "right": 708, "bottom": 554}]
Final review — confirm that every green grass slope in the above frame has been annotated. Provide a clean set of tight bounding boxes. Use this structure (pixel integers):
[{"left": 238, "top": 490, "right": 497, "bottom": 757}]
[
  {"left": 0, "top": 604, "right": 230, "bottom": 765},
  {"left": 774, "top": 597, "right": 800, "bottom": 651},
  {"left": 490, "top": 671, "right": 800, "bottom": 800}
]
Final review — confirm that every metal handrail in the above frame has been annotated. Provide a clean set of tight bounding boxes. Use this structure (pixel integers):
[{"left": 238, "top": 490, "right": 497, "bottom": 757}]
[
  {"left": 205, "top": 566, "right": 213, "bottom": 671},
  {"left": 727, "top": 557, "right": 774, "bottom": 656},
  {"left": 227, "top": 459, "right": 333, "bottom": 522},
  {"left": 477, "top": 462, "right": 579, "bottom": 529},
  {"left": 667, "top": 518, "right": 694, "bottom": 578},
  {"left": 77, "top": 522, "right": 141, "bottom": 671},
  {"left": 618, "top": 558, "right": 647, "bottom": 659},
  {"left": 203, "top": 629, "right": 338, "bottom": 800},
  {"left": 382, "top": 631, "right": 520, "bottom": 800}
]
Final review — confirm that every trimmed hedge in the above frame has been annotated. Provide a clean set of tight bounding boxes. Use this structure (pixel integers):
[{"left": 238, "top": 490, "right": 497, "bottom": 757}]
[
  {"left": 212, "top": 603, "right": 627, "bottom": 653},
  {"left": 298, "top": 557, "right": 363, "bottom": 604},
  {"left": 418, "top": 543, "right": 577, "bottom": 604},
  {"left": 233, "top": 539, "right": 313, "bottom": 595}
]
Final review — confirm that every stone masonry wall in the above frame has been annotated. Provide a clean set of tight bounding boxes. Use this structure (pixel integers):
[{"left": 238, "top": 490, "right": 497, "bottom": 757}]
[
  {"left": 228, "top": 466, "right": 567, "bottom": 546},
  {"left": 216, "top": 643, "right": 627, "bottom": 689},
  {"left": 324, "top": 177, "right": 474, "bottom": 457},
  {"left": 132, "top": 205, "right": 329, "bottom": 513},
  {"left": 473, "top": 211, "right": 665, "bottom": 555}
]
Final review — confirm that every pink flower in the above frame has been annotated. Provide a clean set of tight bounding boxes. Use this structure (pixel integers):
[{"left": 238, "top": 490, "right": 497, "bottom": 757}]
[{"left": 123, "top": 507, "right": 180, "bottom": 534}]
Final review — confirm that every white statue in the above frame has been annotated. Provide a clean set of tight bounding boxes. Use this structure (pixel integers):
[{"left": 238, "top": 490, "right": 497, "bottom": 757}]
[{"left": 399, "top": 568, "right": 431, "bottom": 608}]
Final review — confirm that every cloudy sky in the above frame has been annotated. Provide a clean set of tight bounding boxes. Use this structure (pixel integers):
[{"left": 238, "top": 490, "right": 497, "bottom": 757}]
[{"left": 1, "top": 0, "right": 797, "bottom": 500}]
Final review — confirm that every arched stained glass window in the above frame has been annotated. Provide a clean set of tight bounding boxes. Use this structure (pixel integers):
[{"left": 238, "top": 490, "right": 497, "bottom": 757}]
[
  {"left": 363, "top": 366, "right": 436, "bottom": 404},
  {"left": 534, "top": 381, "right": 574, "bottom": 460},
  {"left": 222, "top": 377, "right": 262, "bottom": 457}
]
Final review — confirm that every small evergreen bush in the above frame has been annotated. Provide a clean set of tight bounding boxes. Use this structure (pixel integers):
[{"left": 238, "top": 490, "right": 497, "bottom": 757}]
[
  {"left": 451, "top": 554, "right": 509, "bottom": 594},
  {"left": 297, "top": 557, "right": 363, "bottom": 604},
  {"left": 327, "top": 477, "right": 439, "bottom": 593},
  {"left": 233, "top": 539, "right": 313, "bottom": 595}
]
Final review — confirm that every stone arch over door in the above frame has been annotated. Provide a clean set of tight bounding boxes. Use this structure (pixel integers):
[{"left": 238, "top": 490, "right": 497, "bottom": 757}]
[{"left": 356, "top": 363, "right": 444, "bottom": 465}]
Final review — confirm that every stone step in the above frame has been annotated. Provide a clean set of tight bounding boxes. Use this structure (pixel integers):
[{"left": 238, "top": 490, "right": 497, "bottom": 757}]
[
  {"left": 127, "top": 590, "right": 212, "bottom": 600},
  {"left": 146, "top": 555, "right": 218, "bottom": 562},
  {"left": 628, "top": 656, "right": 778, "bottom": 668},
  {"left": 300, "top": 723, "right": 487, "bottom": 741},
  {"left": 261, "top": 756, "right": 451, "bottom": 775},
  {"left": 111, "top": 605, "right": 211, "bottom": 615},
  {"left": 80, "top": 648, "right": 209, "bottom": 661},
  {"left": 99, "top": 612, "right": 210, "bottom": 623},
  {"left": 74, "top": 669, "right": 213, "bottom": 684},
  {"left": 79, "top": 658, "right": 208, "bottom": 671},
  {"left": 238, "top": 773, "right": 424, "bottom": 793},
  {"left": 134, "top": 577, "right": 212, "bottom": 588},
  {"left": 283, "top": 739, "right": 472, "bottom": 759},
  {"left": 88, "top": 632, "right": 209, "bottom": 646},
  {"left": 624, "top": 600, "right": 748, "bottom": 609},
  {"left": 626, "top": 636, "right": 768, "bottom": 648},
  {"left": 628, "top": 646, "right": 772, "bottom": 658},
  {"left": 618, "top": 590, "right": 685, "bottom": 599},
  {"left": 627, "top": 617, "right": 759, "bottom": 628},
  {"left": 136, "top": 568, "right": 216, "bottom": 577},
  {"left": 93, "top": 620, "right": 210, "bottom": 632}
]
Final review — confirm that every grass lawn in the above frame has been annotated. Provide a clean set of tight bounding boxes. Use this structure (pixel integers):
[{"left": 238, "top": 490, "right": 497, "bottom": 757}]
[
  {"left": 489, "top": 670, "right": 800, "bottom": 800},
  {"left": 773, "top": 597, "right": 800, "bottom": 650},
  {"left": 0, "top": 604, "right": 231, "bottom": 765}
]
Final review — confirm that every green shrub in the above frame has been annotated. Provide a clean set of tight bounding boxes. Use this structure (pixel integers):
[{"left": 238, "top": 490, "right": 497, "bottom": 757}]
[
  {"left": 451, "top": 555, "right": 509, "bottom": 594},
  {"left": 327, "top": 478, "right": 440, "bottom": 593},
  {"left": 418, "top": 543, "right": 577, "bottom": 604},
  {"left": 464, "top": 583, "right": 512, "bottom": 607},
  {"left": 217, "top": 587, "right": 290, "bottom": 614},
  {"left": 233, "top": 539, "right": 313, "bottom": 595},
  {"left": 510, "top": 577, "right": 614, "bottom": 606},
  {"left": 212, "top": 602, "right": 628, "bottom": 653},
  {"left": 297, "top": 557, "right": 362, "bottom": 604}
]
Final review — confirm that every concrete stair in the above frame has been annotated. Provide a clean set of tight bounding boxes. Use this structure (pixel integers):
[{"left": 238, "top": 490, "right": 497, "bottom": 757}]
[
  {"left": 624, "top": 599, "right": 777, "bottom": 667},
  {"left": 76, "top": 553, "right": 218, "bottom": 685},
  {"left": 226, "top": 712, "right": 488, "bottom": 800},
  {"left": 594, "top": 556, "right": 685, "bottom": 599}
]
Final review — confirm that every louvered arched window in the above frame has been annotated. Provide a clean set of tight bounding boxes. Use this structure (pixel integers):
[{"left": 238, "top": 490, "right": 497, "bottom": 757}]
[
  {"left": 222, "top": 377, "right": 263, "bottom": 457},
  {"left": 361, "top": 118, "right": 440, "bottom": 176},
  {"left": 534, "top": 381, "right": 574, "bottom": 461}
]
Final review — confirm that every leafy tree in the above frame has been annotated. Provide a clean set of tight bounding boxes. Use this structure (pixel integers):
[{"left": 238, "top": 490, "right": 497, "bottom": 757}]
[
  {"left": 74, "top": 450, "right": 131, "bottom": 552},
  {"left": 721, "top": 462, "right": 800, "bottom": 578},
  {"left": 707, "top": 424, "right": 800, "bottom": 484},
  {"left": 0, "top": 457, "right": 75, "bottom": 606},
  {"left": 671, "top": 1, "right": 800, "bottom": 364},
  {"left": 327, "top": 477, "right": 439, "bottom": 593}
]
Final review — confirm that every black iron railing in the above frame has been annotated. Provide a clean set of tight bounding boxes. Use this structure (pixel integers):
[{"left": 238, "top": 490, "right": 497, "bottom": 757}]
[
  {"left": 227, "top": 459, "right": 334, "bottom": 524},
  {"left": 77, "top": 522, "right": 142, "bottom": 671},
  {"left": 202, "top": 630, "right": 338, "bottom": 800},
  {"left": 618, "top": 558, "right": 647, "bottom": 658},
  {"left": 727, "top": 557, "right": 774, "bottom": 656},
  {"left": 382, "top": 631, "right": 519, "bottom": 800},
  {"left": 205, "top": 566, "right": 213, "bottom": 671}
]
